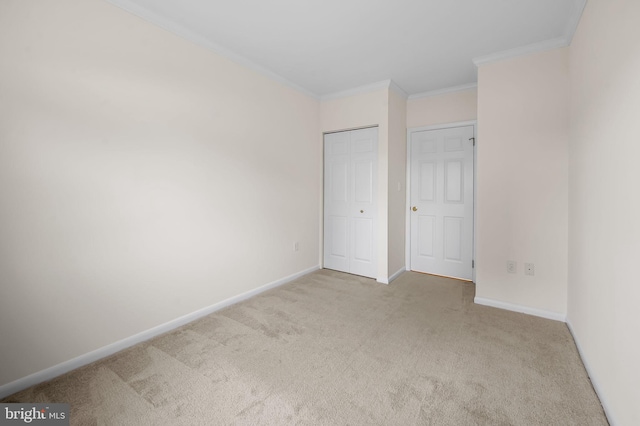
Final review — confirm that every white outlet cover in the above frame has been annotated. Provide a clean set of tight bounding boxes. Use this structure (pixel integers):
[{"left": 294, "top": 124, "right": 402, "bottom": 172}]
[{"left": 507, "top": 260, "right": 517, "bottom": 273}]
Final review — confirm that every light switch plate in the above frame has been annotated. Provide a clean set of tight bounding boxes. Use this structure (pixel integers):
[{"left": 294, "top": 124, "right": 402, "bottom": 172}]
[{"left": 525, "top": 263, "right": 535, "bottom": 276}]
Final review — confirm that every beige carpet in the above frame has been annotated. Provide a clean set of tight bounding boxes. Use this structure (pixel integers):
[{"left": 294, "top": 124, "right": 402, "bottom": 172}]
[{"left": 3, "top": 270, "right": 607, "bottom": 425}]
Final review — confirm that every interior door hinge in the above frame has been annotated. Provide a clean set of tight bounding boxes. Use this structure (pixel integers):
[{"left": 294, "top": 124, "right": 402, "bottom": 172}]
[
  {"left": 469, "top": 137, "right": 476, "bottom": 146},
  {"left": 472, "top": 260, "right": 475, "bottom": 268}
]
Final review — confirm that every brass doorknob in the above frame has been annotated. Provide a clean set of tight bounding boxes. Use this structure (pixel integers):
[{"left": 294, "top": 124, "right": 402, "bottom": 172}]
[{"left": 412, "top": 206, "right": 418, "bottom": 211}]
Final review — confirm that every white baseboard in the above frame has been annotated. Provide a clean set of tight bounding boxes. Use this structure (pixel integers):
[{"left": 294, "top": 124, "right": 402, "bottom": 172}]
[
  {"left": 0, "top": 265, "right": 320, "bottom": 399},
  {"left": 388, "top": 267, "right": 406, "bottom": 283},
  {"left": 474, "top": 297, "right": 566, "bottom": 322},
  {"left": 566, "top": 320, "right": 616, "bottom": 426},
  {"left": 377, "top": 267, "right": 406, "bottom": 285}
]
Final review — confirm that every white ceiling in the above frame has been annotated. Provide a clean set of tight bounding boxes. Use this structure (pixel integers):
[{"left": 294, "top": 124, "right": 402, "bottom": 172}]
[{"left": 106, "top": 0, "right": 586, "bottom": 98}]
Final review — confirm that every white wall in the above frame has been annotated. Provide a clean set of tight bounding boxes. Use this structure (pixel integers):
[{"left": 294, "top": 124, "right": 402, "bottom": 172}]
[
  {"left": 568, "top": 0, "right": 640, "bottom": 424},
  {"left": 387, "top": 90, "right": 407, "bottom": 278},
  {"left": 476, "top": 48, "right": 569, "bottom": 317},
  {"left": 407, "top": 89, "right": 477, "bottom": 128},
  {"left": 0, "top": 0, "right": 320, "bottom": 387},
  {"left": 320, "top": 89, "right": 390, "bottom": 282}
]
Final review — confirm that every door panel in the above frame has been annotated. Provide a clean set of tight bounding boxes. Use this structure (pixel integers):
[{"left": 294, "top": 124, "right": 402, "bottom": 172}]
[
  {"left": 418, "top": 215, "right": 435, "bottom": 257},
  {"left": 354, "top": 160, "right": 373, "bottom": 203},
  {"left": 324, "top": 128, "right": 378, "bottom": 279},
  {"left": 353, "top": 218, "right": 373, "bottom": 261},
  {"left": 410, "top": 125, "right": 474, "bottom": 280},
  {"left": 324, "top": 131, "right": 350, "bottom": 273},
  {"left": 443, "top": 216, "right": 463, "bottom": 262},
  {"left": 444, "top": 135, "right": 464, "bottom": 152},
  {"left": 445, "top": 160, "right": 463, "bottom": 203},
  {"left": 330, "top": 163, "right": 348, "bottom": 202},
  {"left": 329, "top": 216, "right": 348, "bottom": 258},
  {"left": 420, "top": 161, "right": 436, "bottom": 201}
]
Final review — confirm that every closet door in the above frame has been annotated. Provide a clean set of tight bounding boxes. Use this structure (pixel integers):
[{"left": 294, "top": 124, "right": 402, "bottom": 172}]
[{"left": 324, "top": 127, "right": 378, "bottom": 279}]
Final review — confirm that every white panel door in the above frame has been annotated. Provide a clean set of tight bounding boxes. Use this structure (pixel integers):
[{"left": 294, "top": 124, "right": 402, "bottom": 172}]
[
  {"left": 324, "top": 131, "right": 350, "bottom": 273},
  {"left": 324, "top": 127, "right": 378, "bottom": 279},
  {"left": 410, "top": 125, "right": 474, "bottom": 280}
]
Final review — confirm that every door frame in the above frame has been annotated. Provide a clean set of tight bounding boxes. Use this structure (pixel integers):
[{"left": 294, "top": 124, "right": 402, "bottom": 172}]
[{"left": 405, "top": 120, "right": 477, "bottom": 282}]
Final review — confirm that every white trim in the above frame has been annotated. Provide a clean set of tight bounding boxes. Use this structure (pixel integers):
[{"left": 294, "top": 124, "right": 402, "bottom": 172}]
[
  {"left": 0, "top": 265, "right": 320, "bottom": 399},
  {"left": 473, "top": 37, "right": 568, "bottom": 66},
  {"left": 324, "top": 124, "right": 379, "bottom": 136},
  {"left": 408, "top": 83, "right": 477, "bottom": 100},
  {"left": 377, "top": 268, "right": 406, "bottom": 285},
  {"left": 407, "top": 121, "right": 478, "bottom": 134},
  {"left": 388, "top": 267, "right": 406, "bottom": 283},
  {"left": 406, "top": 121, "right": 477, "bottom": 280},
  {"left": 321, "top": 79, "right": 401, "bottom": 101},
  {"left": 405, "top": 126, "right": 412, "bottom": 272},
  {"left": 474, "top": 297, "right": 566, "bottom": 322},
  {"left": 104, "top": 0, "right": 318, "bottom": 99},
  {"left": 564, "top": 0, "right": 587, "bottom": 44},
  {"left": 472, "top": 127, "right": 477, "bottom": 284},
  {"left": 566, "top": 319, "right": 616, "bottom": 426}
]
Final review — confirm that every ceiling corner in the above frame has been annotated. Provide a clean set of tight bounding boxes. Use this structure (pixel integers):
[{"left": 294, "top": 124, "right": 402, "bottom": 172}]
[
  {"left": 563, "top": 0, "right": 587, "bottom": 44},
  {"left": 389, "top": 80, "right": 408, "bottom": 100}
]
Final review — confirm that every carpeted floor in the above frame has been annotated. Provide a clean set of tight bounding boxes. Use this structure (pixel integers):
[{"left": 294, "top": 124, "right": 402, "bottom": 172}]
[{"left": 2, "top": 270, "right": 607, "bottom": 425}]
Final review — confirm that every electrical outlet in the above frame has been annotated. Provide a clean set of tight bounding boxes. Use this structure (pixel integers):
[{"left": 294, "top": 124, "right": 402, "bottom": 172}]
[
  {"left": 294, "top": 242, "right": 299, "bottom": 252},
  {"left": 524, "top": 263, "right": 535, "bottom": 276},
  {"left": 507, "top": 260, "right": 517, "bottom": 274}
]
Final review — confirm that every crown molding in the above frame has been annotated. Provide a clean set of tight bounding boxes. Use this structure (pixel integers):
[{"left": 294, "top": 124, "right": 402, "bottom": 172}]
[
  {"left": 473, "top": 37, "right": 567, "bottom": 67},
  {"left": 104, "top": 0, "right": 319, "bottom": 99},
  {"left": 320, "top": 79, "right": 406, "bottom": 101},
  {"left": 408, "top": 83, "right": 478, "bottom": 100}
]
